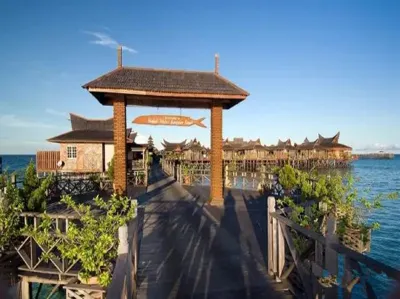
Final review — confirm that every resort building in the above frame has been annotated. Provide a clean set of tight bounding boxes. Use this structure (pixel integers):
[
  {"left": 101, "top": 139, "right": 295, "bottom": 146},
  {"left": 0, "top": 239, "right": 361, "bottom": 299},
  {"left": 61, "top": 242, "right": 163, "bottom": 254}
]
[
  {"left": 161, "top": 132, "right": 352, "bottom": 168},
  {"left": 294, "top": 132, "right": 352, "bottom": 160},
  {"left": 223, "top": 138, "right": 265, "bottom": 160},
  {"left": 36, "top": 113, "right": 148, "bottom": 174},
  {"left": 161, "top": 139, "right": 209, "bottom": 160}
]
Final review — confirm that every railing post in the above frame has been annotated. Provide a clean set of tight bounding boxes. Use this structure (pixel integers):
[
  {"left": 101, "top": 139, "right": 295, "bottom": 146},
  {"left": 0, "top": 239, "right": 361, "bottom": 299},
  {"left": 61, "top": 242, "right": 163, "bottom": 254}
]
[
  {"left": 11, "top": 174, "right": 17, "bottom": 187},
  {"left": 179, "top": 164, "right": 182, "bottom": 184},
  {"left": 267, "top": 196, "right": 276, "bottom": 276},
  {"left": 21, "top": 277, "right": 30, "bottom": 299}
]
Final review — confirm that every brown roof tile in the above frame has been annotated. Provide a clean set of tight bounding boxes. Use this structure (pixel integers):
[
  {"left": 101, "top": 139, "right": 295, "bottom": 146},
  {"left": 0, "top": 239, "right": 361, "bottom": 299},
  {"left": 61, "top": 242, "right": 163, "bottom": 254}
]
[
  {"left": 47, "top": 129, "right": 133, "bottom": 144},
  {"left": 83, "top": 67, "right": 249, "bottom": 96},
  {"left": 70, "top": 113, "right": 113, "bottom": 131}
]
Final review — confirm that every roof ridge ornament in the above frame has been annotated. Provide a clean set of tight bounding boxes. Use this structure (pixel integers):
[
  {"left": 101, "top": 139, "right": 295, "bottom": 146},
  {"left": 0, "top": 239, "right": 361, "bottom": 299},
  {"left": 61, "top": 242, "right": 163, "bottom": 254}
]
[
  {"left": 117, "top": 45, "right": 122, "bottom": 68},
  {"left": 215, "top": 53, "right": 219, "bottom": 74}
]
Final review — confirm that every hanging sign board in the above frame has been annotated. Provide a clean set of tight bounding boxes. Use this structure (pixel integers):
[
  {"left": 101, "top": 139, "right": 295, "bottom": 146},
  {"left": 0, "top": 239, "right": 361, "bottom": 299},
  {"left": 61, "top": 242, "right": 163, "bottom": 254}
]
[{"left": 133, "top": 115, "right": 207, "bottom": 128}]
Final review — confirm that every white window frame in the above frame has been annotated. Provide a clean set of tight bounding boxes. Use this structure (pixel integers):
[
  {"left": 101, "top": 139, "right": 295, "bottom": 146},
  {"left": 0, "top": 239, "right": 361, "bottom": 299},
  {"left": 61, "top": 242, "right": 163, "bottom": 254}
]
[{"left": 67, "top": 145, "right": 77, "bottom": 159}]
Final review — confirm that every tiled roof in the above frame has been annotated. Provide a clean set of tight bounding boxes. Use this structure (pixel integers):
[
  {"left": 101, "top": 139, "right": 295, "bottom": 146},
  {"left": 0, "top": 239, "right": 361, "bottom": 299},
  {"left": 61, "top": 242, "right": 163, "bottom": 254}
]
[
  {"left": 83, "top": 67, "right": 249, "bottom": 96},
  {"left": 47, "top": 129, "right": 133, "bottom": 144},
  {"left": 70, "top": 113, "right": 113, "bottom": 131},
  {"left": 162, "top": 139, "right": 187, "bottom": 152},
  {"left": 48, "top": 130, "right": 114, "bottom": 143}
]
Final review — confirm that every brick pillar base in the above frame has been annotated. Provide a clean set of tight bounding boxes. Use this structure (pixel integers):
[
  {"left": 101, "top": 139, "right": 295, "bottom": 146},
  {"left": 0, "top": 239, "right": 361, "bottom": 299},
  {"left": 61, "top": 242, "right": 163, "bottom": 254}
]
[
  {"left": 210, "top": 104, "right": 223, "bottom": 205},
  {"left": 113, "top": 97, "right": 127, "bottom": 195}
]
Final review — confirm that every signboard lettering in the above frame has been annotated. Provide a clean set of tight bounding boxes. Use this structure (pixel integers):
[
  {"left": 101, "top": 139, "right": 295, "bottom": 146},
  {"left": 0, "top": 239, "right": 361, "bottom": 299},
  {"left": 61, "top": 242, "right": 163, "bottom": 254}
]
[{"left": 133, "top": 115, "right": 207, "bottom": 128}]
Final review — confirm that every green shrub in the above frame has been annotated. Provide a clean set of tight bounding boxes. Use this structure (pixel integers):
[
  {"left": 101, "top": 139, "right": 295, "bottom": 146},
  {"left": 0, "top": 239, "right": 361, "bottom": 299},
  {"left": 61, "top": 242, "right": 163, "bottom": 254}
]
[
  {"left": 107, "top": 157, "right": 114, "bottom": 182},
  {"left": 19, "top": 160, "right": 54, "bottom": 212},
  {"left": 0, "top": 181, "right": 23, "bottom": 251}
]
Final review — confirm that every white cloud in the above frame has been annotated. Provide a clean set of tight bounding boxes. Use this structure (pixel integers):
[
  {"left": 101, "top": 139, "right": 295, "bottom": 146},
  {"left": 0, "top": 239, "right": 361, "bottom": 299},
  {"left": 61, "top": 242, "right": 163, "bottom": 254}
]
[
  {"left": 45, "top": 108, "right": 68, "bottom": 118},
  {"left": 0, "top": 114, "right": 54, "bottom": 128},
  {"left": 83, "top": 31, "right": 137, "bottom": 53},
  {"left": 358, "top": 143, "right": 400, "bottom": 151},
  {"left": 135, "top": 133, "right": 149, "bottom": 145}
]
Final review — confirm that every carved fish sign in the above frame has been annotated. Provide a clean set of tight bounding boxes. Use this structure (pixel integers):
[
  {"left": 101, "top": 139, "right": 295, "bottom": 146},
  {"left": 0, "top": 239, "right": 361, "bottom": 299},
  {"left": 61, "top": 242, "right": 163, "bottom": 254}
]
[{"left": 132, "top": 115, "right": 207, "bottom": 128}]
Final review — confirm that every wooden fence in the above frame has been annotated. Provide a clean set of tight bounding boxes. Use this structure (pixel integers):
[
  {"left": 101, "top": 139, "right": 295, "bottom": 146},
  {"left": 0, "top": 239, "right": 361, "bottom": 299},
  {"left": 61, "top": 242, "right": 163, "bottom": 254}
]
[
  {"left": 36, "top": 151, "right": 60, "bottom": 173},
  {"left": 267, "top": 196, "right": 400, "bottom": 298}
]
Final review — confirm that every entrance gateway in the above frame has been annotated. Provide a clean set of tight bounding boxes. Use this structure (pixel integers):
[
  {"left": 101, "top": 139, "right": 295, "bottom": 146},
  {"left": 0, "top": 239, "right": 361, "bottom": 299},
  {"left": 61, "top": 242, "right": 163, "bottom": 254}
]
[{"left": 83, "top": 47, "right": 249, "bottom": 205}]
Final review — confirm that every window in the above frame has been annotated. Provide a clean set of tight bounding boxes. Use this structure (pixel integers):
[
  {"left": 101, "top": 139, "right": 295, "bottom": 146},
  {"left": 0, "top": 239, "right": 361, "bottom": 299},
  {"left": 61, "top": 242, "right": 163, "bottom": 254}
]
[{"left": 67, "top": 146, "right": 77, "bottom": 159}]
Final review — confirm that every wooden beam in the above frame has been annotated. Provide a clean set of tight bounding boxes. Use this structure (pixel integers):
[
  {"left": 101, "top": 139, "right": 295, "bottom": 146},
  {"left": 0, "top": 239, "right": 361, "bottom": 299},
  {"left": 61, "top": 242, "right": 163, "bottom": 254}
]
[{"left": 88, "top": 87, "right": 247, "bottom": 100}]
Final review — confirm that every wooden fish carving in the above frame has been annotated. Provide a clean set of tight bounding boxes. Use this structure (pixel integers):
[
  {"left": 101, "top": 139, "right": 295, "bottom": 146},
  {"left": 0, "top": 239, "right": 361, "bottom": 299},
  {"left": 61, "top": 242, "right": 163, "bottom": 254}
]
[{"left": 132, "top": 115, "right": 207, "bottom": 128}]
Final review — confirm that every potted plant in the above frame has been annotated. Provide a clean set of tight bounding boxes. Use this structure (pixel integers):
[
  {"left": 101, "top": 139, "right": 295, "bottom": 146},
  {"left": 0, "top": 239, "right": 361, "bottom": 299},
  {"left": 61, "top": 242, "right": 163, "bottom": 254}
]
[
  {"left": 182, "top": 165, "right": 192, "bottom": 185},
  {"left": 57, "top": 194, "right": 136, "bottom": 287}
]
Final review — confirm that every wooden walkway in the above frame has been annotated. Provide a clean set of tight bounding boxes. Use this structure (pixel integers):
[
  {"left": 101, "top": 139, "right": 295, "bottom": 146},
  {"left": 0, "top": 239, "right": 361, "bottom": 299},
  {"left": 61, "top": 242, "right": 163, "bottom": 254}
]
[{"left": 134, "top": 166, "right": 291, "bottom": 299}]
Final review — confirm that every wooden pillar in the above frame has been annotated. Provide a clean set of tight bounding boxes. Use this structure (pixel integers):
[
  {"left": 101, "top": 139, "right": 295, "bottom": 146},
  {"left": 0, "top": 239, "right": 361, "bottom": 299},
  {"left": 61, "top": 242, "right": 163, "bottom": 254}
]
[
  {"left": 210, "top": 103, "right": 223, "bottom": 205},
  {"left": 113, "top": 97, "right": 127, "bottom": 195}
]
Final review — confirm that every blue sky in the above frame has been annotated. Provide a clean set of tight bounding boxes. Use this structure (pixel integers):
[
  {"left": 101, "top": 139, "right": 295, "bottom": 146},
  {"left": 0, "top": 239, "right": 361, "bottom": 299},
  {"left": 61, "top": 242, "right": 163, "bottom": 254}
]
[{"left": 0, "top": 0, "right": 399, "bottom": 154}]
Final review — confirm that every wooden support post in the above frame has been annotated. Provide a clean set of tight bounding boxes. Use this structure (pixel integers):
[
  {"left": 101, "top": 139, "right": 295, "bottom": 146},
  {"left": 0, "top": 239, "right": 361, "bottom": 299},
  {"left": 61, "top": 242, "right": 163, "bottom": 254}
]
[
  {"left": 210, "top": 103, "right": 223, "bottom": 205},
  {"left": 325, "top": 215, "right": 339, "bottom": 298},
  {"left": 113, "top": 97, "right": 127, "bottom": 195}
]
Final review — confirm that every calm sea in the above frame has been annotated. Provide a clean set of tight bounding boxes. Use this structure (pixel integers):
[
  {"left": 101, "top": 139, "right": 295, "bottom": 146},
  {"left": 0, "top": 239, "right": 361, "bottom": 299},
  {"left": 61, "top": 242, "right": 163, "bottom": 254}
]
[{"left": 1, "top": 154, "right": 399, "bottom": 298}]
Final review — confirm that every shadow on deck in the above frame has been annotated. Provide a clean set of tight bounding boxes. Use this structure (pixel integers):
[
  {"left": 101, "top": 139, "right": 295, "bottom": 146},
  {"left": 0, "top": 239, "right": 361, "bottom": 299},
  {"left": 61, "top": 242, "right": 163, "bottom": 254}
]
[{"left": 135, "top": 166, "right": 288, "bottom": 299}]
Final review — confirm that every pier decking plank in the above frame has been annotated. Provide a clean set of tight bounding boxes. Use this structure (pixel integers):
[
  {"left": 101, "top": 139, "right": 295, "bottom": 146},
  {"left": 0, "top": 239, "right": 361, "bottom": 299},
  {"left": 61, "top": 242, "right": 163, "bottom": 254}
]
[{"left": 135, "top": 166, "right": 289, "bottom": 299}]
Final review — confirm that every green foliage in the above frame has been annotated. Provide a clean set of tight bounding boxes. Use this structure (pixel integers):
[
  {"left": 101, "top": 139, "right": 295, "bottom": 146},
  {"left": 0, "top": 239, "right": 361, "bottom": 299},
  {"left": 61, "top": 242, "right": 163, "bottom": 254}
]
[
  {"left": 107, "top": 157, "right": 115, "bottom": 182},
  {"left": 29, "top": 175, "right": 54, "bottom": 212},
  {"left": 147, "top": 135, "right": 154, "bottom": 150},
  {"left": 0, "top": 169, "right": 12, "bottom": 189},
  {"left": 275, "top": 164, "right": 399, "bottom": 248},
  {"left": 277, "top": 164, "right": 298, "bottom": 190},
  {"left": 21, "top": 160, "right": 40, "bottom": 200},
  {"left": 21, "top": 212, "right": 56, "bottom": 262},
  {"left": 0, "top": 181, "right": 23, "bottom": 251},
  {"left": 20, "top": 160, "right": 54, "bottom": 212},
  {"left": 22, "top": 193, "right": 137, "bottom": 287},
  {"left": 58, "top": 194, "right": 137, "bottom": 287}
]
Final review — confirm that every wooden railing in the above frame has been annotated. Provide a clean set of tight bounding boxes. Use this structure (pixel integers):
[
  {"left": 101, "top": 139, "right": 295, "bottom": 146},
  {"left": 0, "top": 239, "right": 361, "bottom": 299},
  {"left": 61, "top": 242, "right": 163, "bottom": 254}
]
[
  {"left": 16, "top": 203, "right": 144, "bottom": 299},
  {"left": 16, "top": 212, "right": 81, "bottom": 278},
  {"left": 162, "top": 160, "right": 276, "bottom": 191},
  {"left": 36, "top": 151, "right": 60, "bottom": 173},
  {"left": 267, "top": 196, "right": 400, "bottom": 298},
  {"left": 48, "top": 173, "right": 112, "bottom": 197},
  {"left": 127, "top": 169, "right": 148, "bottom": 187}
]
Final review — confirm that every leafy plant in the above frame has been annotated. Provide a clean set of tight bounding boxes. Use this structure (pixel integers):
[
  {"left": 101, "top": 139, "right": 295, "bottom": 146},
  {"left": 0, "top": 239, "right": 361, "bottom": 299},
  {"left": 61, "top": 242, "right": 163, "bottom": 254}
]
[
  {"left": 107, "top": 157, "right": 114, "bottom": 182},
  {"left": 0, "top": 181, "right": 23, "bottom": 251},
  {"left": 275, "top": 164, "right": 398, "bottom": 248},
  {"left": 19, "top": 160, "right": 54, "bottom": 212},
  {"left": 277, "top": 164, "right": 298, "bottom": 191},
  {"left": 58, "top": 194, "right": 136, "bottom": 287}
]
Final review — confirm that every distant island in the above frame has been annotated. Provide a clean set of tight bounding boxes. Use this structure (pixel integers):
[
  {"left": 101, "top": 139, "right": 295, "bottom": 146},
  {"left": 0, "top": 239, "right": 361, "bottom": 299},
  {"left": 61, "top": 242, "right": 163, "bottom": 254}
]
[{"left": 353, "top": 151, "right": 395, "bottom": 160}]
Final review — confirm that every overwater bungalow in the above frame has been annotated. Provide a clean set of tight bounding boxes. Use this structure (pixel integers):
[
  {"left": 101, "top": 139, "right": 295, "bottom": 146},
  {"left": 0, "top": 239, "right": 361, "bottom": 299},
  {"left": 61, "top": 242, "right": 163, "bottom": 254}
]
[
  {"left": 36, "top": 113, "right": 148, "bottom": 174},
  {"left": 161, "top": 139, "right": 209, "bottom": 160},
  {"left": 295, "top": 132, "right": 352, "bottom": 160},
  {"left": 183, "top": 138, "right": 209, "bottom": 160},
  {"left": 223, "top": 138, "right": 265, "bottom": 160},
  {"left": 161, "top": 139, "right": 187, "bottom": 157},
  {"left": 162, "top": 132, "right": 352, "bottom": 169}
]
